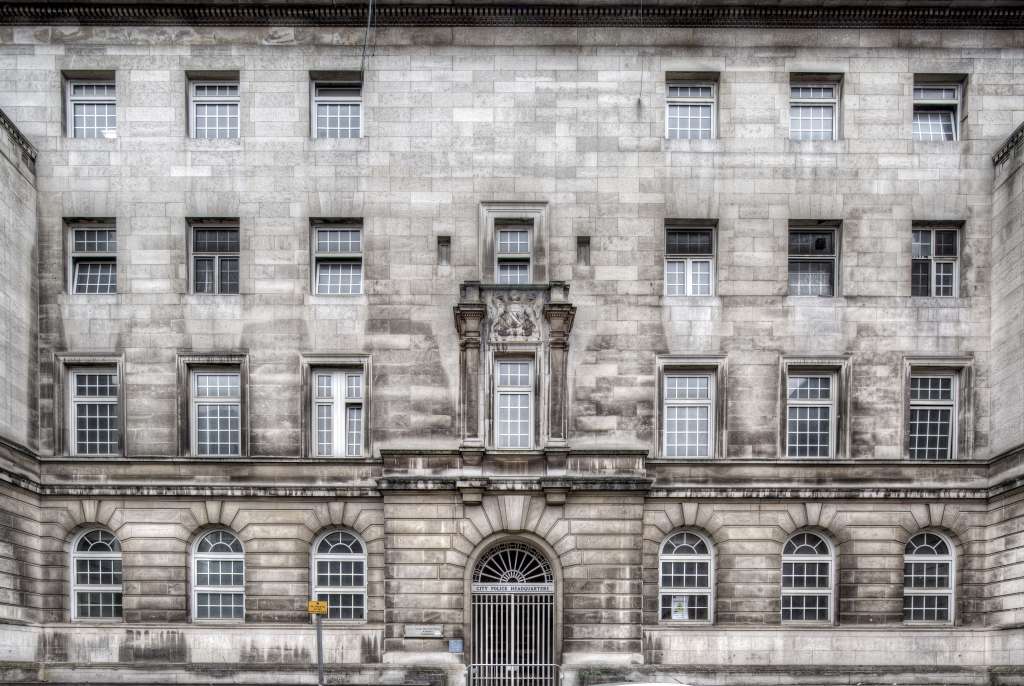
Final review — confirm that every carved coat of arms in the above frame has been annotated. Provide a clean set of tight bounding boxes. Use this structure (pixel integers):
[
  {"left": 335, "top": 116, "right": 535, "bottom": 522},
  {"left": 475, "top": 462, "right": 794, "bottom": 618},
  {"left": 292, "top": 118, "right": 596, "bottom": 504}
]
[{"left": 488, "top": 292, "right": 540, "bottom": 340}]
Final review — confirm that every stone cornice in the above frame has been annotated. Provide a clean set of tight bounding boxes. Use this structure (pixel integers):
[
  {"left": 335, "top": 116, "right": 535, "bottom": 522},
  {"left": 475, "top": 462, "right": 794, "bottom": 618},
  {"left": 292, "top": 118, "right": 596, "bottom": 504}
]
[
  {"left": 4, "top": 3, "right": 1024, "bottom": 29},
  {"left": 993, "top": 120, "right": 1024, "bottom": 166},
  {"left": 0, "top": 107, "right": 37, "bottom": 162}
]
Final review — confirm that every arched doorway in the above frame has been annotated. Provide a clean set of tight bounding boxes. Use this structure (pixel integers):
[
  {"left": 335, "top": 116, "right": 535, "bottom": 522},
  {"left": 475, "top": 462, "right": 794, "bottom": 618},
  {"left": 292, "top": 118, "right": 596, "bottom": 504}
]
[{"left": 470, "top": 541, "right": 556, "bottom": 685}]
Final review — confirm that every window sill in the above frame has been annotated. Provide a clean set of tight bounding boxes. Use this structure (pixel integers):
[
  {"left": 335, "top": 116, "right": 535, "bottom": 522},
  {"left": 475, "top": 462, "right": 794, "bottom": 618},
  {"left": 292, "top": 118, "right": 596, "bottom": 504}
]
[
  {"left": 185, "top": 138, "right": 242, "bottom": 149},
  {"left": 663, "top": 138, "right": 721, "bottom": 151},
  {"left": 307, "top": 294, "right": 368, "bottom": 305},
  {"left": 785, "top": 139, "right": 848, "bottom": 153},
  {"left": 71, "top": 618, "right": 123, "bottom": 623},
  {"left": 663, "top": 295, "right": 721, "bottom": 304},
  {"left": 309, "top": 137, "right": 368, "bottom": 149}
]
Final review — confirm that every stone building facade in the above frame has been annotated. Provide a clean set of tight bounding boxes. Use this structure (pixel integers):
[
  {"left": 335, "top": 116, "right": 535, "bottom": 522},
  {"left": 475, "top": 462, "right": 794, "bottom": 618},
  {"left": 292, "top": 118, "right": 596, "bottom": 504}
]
[{"left": 1, "top": 1, "right": 1024, "bottom": 684}]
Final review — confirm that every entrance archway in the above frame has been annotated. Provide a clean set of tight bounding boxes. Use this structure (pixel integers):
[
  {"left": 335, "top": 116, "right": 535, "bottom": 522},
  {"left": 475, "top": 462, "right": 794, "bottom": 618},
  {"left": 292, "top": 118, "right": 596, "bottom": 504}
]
[{"left": 470, "top": 541, "right": 557, "bottom": 685}]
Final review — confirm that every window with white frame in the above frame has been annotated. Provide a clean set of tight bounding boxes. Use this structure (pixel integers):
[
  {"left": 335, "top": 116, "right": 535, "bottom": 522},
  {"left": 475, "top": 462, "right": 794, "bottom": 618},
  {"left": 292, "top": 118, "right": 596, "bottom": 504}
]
[
  {"left": 908, "top": 373, "right": 957, "bottom": 460},
  {"left": 666, "top": 83, "right": 715, "bottom": 140},
  {"left": 659, "top": 531, "right": 713, "bottom": 622},
  {"left": 786, "top": 373, "right": 836, "bottom": 458},
  {"left": 911, "top": 227, "right": 958, "bottom": 297},
  {"left": 665, "top": 227, "right": 714, "bottom": 296},
  {"left": 190, "top": 81, "right": 239, "bottom": 140},
  {"left": 781, "top": 532, "right": 834, "bottom": 623},
  {"left": 69, "top": 224, "right": 117, "bottom": 294},
  {"left": 913, "top": 84, "right": 960, "bottom": 142},
  {"left": 67, "top": 81, "right": 116, "bottom": 139},
  {"left": 495, "top": 224, "right": 532, "bottom": 285},
  {"left": 192, "top": 530, "right": 244, "bottom": 620},
  {"left": 312, "top": 82, "right": 362, "bottom": 138},
  {"left": 663, "top": 374, "right": 714, "bottom": 458},
  {"left": 904, "top": 532, "right": 954, "bottom": 623},
  {"left": 790, "top": 82, "right": 839, "bottom": 141},
  {"left": 495, "top": 360, "right": 532, "bottom": 449},
  {"left": 788, "top": 228, "right": 837, "bottom": 296},
  {"left": 71, "top": 530, "right": 122, "bottom": 620},
  {"left": 312, "top": 369, "right": 364, "bottom": 457},
  {"left": 68, "top": 368, "right": 120, "bottom": 456},
  {"left": 313, "top": 225, "right": 363, "bottom": 295},
  {"left": 312, "top": 531, "right": 367, "bottom": 620},
  {"left": 192, "top": 225, "right": 240, "bottom": 294},
  {"left": 191, "top": 370, "right": 242, "bottom": 456}
]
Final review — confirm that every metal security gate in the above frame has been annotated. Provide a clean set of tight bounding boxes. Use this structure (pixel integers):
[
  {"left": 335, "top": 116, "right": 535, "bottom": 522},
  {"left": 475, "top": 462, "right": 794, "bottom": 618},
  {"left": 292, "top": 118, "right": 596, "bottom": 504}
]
[{"left": 470, "top": 542, "right": 557, "bottom": 686}]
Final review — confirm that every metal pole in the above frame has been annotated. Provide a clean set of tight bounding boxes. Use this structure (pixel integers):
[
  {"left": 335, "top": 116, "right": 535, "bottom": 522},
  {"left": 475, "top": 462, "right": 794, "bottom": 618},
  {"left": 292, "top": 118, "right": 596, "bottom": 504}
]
[{"left": 315, "top": 611, "right": 325, "bottom": 686}]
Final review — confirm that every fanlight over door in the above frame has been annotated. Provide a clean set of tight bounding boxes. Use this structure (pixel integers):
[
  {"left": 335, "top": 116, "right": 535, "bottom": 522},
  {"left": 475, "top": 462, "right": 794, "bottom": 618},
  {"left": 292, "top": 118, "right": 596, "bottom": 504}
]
[{"left": 470, "top": 542, "right": 556, "bottom": 686}]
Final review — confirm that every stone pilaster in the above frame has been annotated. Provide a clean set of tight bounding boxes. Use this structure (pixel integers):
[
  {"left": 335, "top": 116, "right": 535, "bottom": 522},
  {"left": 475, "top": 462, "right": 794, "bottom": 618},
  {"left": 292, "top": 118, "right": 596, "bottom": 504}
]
[{"left": 454, "top": 282, "right": 486, "bottom": 453}]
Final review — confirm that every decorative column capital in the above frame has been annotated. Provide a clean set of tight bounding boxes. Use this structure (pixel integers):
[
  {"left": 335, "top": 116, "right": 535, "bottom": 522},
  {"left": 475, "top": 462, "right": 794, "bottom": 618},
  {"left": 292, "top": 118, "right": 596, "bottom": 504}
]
[
  {"left": 453, "top": 303, "right": 487, "bottom": 341},
  {"left": 542, "top": 303, "right": 576, "bottom": 346}
]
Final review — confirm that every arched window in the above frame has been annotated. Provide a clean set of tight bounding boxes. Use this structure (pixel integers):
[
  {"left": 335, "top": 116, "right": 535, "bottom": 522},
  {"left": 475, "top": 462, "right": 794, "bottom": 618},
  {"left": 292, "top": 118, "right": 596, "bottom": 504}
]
[
  {"left": 781, "top": 532, "right": 834, "bottom": 623},
  {"left": 71, "top": 529, "right": 122, "bottom": 620},
  {"left": 904, "top": 532, "right": 954, "bottom": 623},
  {"left": 312, "top": 531, "right": 366, "bottom": 620},
  {"left": 659, "top": 531, "right": 713, "bottom": 622},
  {"left": 192, "top": 530, "right": 244, "bottom": 621}
]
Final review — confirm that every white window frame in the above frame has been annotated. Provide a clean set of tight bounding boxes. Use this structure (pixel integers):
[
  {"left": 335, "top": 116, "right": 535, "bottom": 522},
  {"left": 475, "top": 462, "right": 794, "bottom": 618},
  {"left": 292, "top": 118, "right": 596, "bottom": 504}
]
[
  {"left": 658, "top": 530, "right": 714, "bottom": 624},
  {"left": 190, "top": 369, "right": 243, "bottom": 457},
  {"left": 912, "top": 84, "right": 961, "bottom": 142},
  {"left": 311, "top": 530, "right": 368, "bottom": 622},
  {"left": 191, "top": 530, "right": 245, "bottom": 622},
  {"left": 67, "top": 366, "right": 120, "bottom": 457},
  {"left": 903, "top": 532, "right": 955, "bottom": 625},
  {"left": 785, "top": 372, "right": 838, "bottom": 459},
  {"left": 787, "top": 227, "right": 838, "bottom": 297},
  {"left": 190, "top": 224, "right": 241, "bottom": 295},
  {"left": 665, "top": 227, "right": 715, "bottom": 296},
  {"left": 780, "top": 532, "right": 836, "bottom": 624},
  {"left": 908, "top": 372, "right": 958, "bottom": 460},
  {"left": 494, "top": 358, "right": 533, "bottom": 450},
  {"left": 911, "top": 227, "right": 959, "bottom": 298},
  {"left": 312, "top": 224, "right": 363, "bottom": 295},
  {"left": 312, "top": 368, "right": 365, "bottom": 457},
  {"left": 66, "top": 80, "right": 117, "bottom": 139},
  {"left": 665, "top": 82, "right": 716, "bottom": 140},
  {"left": 494, "top": 224, "right": 533, "bottom": 285},
  {"left": 789, "top": 82, "right": 840, "bottom": 141},
  {"left": 662, "top": 373, "right": 715, "bottom": 458},
  {"left": 70, "top": 529, "right": 123, "bottom": 621},
  {"left": 189, "top": 80, "right": 240, "bottom": 140},
  {"left": 311, "top": 81, "right": 362, "bottom": 139},
  {"left": 68, "top": 223, "right": 117, "bottom": 295}
]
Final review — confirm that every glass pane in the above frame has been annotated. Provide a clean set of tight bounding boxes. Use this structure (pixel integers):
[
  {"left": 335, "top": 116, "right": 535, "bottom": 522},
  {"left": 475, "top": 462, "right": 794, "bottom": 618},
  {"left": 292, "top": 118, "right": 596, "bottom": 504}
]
[
  {"left": 659, "top": 593, "right": 709, "bottom": 621},
  {"left": 904, "top": 561, "right": 951, "bottom": 589},
  {"left": 666, "top": 229, "right": 713, "bottom": 255},
  {"left": 316, "top": 229, "right": 361, "bottom": 253},
  {"left": 664, "top": 406, "right": 710, "bottom": 458},
  {"left": 346, "top": 405, "right": 362, "bottom": 456},
  {"left": 316, "top": 262, "right": 362, "bottom": 294},
  {"left": 660, "top": 560, "right": 710, "bottom": 589},
  {"left": 317, "top": 404, "right": 333, "bottom": 456},
  {"left": 667, "top": 103, "right": 713, "bottom": 140},
  {"left": 315, "top": 102, "right": 361, "bottom": 139},
  {"left": 912, "top": 110, "right": 955, "bottom": 141},
  {"left": 911, "top": 260, "right": 931, "bottom": 296},
  {"left": 913, "top": 86, "right": 958, "bottom": 101},
  {"left": 219, "top": 257, "right": 240, "bottom": 294},
  {"left": 75, "top": 402, "right": 119, "bottom": 455},
  {"left": 497, "top": 229, "right": 530, "bottom": 254},
  {"left": 786, "top": 406, "right": 831, "bottom": 457},
  {"left": 667, "top": 85, "right": 713, "bottom": 98},
  {"left": 665, "top": 375, "right": 710, "bottom": 400},
  {"left": 908, "top": 408, "right": 952, "bottom": 460},
  {"left": 317, "top": 592, "right": 365, "bottom": 620},
  {"left": 903, "top": 594, "right": 949, "bottom": 622},
  {"left": 934, "top": 262, "right": 955, "bottom": 297},
  {"left": 76, "top": 591, "right": 123, "bottom": 619},
  {"left": 497, "top": 362, "right": 531, "bottom": 387},
  {"left": 665, "top": 260, "right": 686, "bottom": 296},
  {"left": 934, "top": 230, "right": 958, "bottom": 257},
  {"left": 781, "top": 594, "right": 830, "bottom": 622},
  {"left": 196, "top": 592, "right": 244, "bottom": 620},
  {"left": 782, "top": 561, "right": 831, "bottom": 589},
  {"left": 909, "top": 376, "right": 953, "bottom": 402},
  {"left": 196, "top": 404, "right": 241, "bottom": 455},
  {"left": 194, "top": 374, "right": 240, "bottom": 398},
  {"left": 690, "top": 260, "right": 712, "bottom": 295},
  {"left": 193, "top": 84, "right": 239, "bottom": 97},
  {"left": 194, "top": 102, "right": 239, "bottom": 139},
  {"left": 912, "top": 230, "right": 931, "bottom": 258},
  {"left": 193, "top": 229, "right": 240, "bottom": 253},
  {"left": 788, "top": 260, "right": 834, "bottom": 296},
  {"left": 497, "top": 392, "right": 530, "bottom": 448},
  {"left": 790, "top": 86, "right": 835, "bottom": 99},
  {"left": 74, "top": 262, "right": 117, "bottom": 294},
  {"left": 497, "top": 262, "right": 530, "bottom": 284},
  {"left": 787, "top": 375, "right": 831, "bottom": 400},
  {"left": 72, "top": 102, "right": 116, "bottom": 139},
  {"left": 790, "top": 105, "right": 834, "bottom": 141},
  {"left": 194, "top": 257, "right": 216, "bottom": 294},
  {"left": 788, "top": 231, "right": 835, "bottom": 256}
]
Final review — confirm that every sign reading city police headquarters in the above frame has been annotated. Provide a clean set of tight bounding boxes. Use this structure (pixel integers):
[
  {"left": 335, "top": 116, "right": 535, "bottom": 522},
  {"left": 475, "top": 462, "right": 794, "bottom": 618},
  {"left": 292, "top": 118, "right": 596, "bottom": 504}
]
[{"left": 471, "top": 583, "right": 555, "bottom": 594}]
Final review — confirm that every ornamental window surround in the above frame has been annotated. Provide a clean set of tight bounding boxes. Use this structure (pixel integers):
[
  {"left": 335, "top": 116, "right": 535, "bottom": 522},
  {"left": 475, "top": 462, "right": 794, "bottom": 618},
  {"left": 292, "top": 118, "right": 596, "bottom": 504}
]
[
  {"left": 494, "top": 358, "right": 534, "bottom": 449},
  {"left": 495, "top": 223, "right": 532, "bottom": 285},
  {"left": 785, "top": 372, "right": 837, "bottom": 459},
  {"left": 70, "top": 530, "right": 123, "bottom": 621},
  {"left": 903, "top": 532, "right": 955, "bottom": 624},
  {"left": 177, "top": 354, "right": 249, "bottom": 458},
  {"left": 789, "top": 77, "right": 841, "bottom": 141},
  {"left": 780, "top": 532, "right": 835, "bottom": 623},
  {"left": 67, "top": 367, "right": 120, "bottom": 456},
  {"left": 68, "top": 221, "right": 117, "bottom": 295},
  {"left": 191, "top": 530, "right": 245, "bottom": 621},
  {"left": 311, "top": 531, "right": 367, "bottom": 621},
  {"left": 908, "top": 373, "right": 958, "bottom": 460},
  {"left": 659, "top": 531, "right": 714, "bottom": 623},
  {"left": 66, "top": 78, "right": 116, "bottom": 139},
  {"left": 312, "top": 369, "right": 365, "bottom": 457},
  {"left": 312, "top": 222, "right": 363, "bottom": 295}
]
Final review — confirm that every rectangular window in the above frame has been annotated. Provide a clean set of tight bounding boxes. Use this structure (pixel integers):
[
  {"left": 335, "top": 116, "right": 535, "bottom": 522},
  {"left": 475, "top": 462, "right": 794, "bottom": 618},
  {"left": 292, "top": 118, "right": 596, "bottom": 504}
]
[
  {"left": 495, "top": 360, "right": 532, "bottom": 449},
  {"left": 312, "top": 369, "right": 365, "bottom": 457},
  {"left": 192, "top": 225, "right": 240, "bottom": 294},
  {"left": 191, "top": 370, "right": 242, "bottom": 456},
  {"left": 663, "top": 374, "right": 714, "bottom": 458},
  {"left": 913, "top": 84, "right": 960, "bottom": 142},
  {"left": 788, "top": 229, "right": 836, "bottom": 296},
  {"left": 911, "top": 227, "right": 959, "bottom": 297},
  {"left": 790, "top": 83, "right": 839, "bottom": 141},
  {"left": 908, "top": 374, "right": 957, "bottom": 460},
  {"left": 190, "top": 81, "right": 239, "bottom": 140},
  {"left": 312, "top": 82, "right": 362, "bottom": 138},
  {"left": 70, "top": 224, "right": 117, "bottom": 294},
  {"left": 786, "top": 373, "right": 836, "bottom": 458},
  {"left": 665, "top": 228, "right": 714, "bottom": 296},
  {"left": 666, "top": 83, "right": 715, "bottom": 140},
  {"left": 68, "top": 368, "right": 119, "bottom": 456},
  {"left": 313, "top": 225, "right": 363, "bottom": 295},
  {"left": 495, "top": 225, "right": 532, "bottom": 285},
  {"left": 437, "top": 236, "right": 451, "bottom": 266},
  {"left": 67, "top": 80, "right": 116, "bottom": 139},
  {"left": 576, "top": 236, "right": 591, "bottom": 267}
]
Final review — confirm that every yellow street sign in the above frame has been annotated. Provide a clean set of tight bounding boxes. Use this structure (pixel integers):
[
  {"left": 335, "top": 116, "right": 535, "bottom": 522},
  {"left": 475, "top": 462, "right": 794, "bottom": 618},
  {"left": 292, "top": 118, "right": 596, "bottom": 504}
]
[{"left": 307, "top": 599, "right": 328, "bottom": 615}]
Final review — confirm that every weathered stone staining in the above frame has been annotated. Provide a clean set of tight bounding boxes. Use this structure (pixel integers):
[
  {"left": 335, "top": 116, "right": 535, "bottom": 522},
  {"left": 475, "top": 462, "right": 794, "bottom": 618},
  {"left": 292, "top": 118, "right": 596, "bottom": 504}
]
[{"left": 0, "top": 1, "right": 1023, "bottom": 685}]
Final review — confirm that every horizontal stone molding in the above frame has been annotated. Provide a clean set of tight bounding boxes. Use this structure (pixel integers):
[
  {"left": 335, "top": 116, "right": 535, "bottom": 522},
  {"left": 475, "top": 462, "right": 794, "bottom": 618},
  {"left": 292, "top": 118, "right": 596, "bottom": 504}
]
[{"left": 4, "top": 3, "right": 1024, "bottom": 29}]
